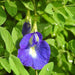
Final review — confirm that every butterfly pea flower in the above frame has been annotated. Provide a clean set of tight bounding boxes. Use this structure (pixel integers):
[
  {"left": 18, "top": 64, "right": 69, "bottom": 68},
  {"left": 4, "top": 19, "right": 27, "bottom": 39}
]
[
  {"left": 22, "top": 22, "right": 31, "bottom": 36},
  {"left": 17, "top": 32, "right": 51, "bottom": 70}
]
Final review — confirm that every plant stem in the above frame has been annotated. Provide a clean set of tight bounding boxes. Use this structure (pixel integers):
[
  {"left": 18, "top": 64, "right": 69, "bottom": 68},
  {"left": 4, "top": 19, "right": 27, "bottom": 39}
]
[
  {"left": 35, "top": 70, "right": 38, "bottom": 75},
  {"left": 26, "top": 9, "right": 30, "bottom": 20},
  {"left": 32, "top": 0, "right": 38, "bottom": 32},
  {"left": 26, "top": 9, "right": 31, "bottom": 24},
  {"left": 32, "top": 0, "right": 36, "bottom": 14},
  {"left": 31, "top": 20, "right": 37, "bottom": 33}
]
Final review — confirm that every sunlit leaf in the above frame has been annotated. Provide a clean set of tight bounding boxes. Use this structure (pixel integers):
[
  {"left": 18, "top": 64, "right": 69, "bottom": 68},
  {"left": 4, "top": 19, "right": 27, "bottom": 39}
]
[
  {"left": 22, "top": 1, "right": 34, "bottom": 11},
  {"left": 45, "top": 3, "right": 53, "bottom": 14},
  {"left": 0, "top": 27, "right": 15, "bottom": 53},
  {"left": 9, "top": 55, "right": 29, "bottom": 75},
  {"left": 5, "top": 0, "right": 17, "bottom": 17},
  {"left": 12, "top": 27, "right": 23, "bottom": 47},
  {"left": 39, "top": 62, "right": 54, "bottom": 75},
  {"left": 0, "top": 7, "right": 6, "bottom": 25},
  {"left": 0, "top": 58, "right": 11, "bottom": 73}
]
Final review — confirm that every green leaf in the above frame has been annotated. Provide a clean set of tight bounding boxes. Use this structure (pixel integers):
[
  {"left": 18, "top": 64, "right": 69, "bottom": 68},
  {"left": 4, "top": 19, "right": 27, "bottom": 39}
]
[
  {"left": 15, "top": 13, "right": 22, "bottom": 21},
  {"left": 64, "top": 6, "right": 73, "bottom": 18},
  {"left": 42, "top": 26, "right": 51, "bottom": 38},
  {"left": 65, "top": 25, "right": 75, "bottom": 36},
  {"left": 52, "top": 72, "right": 65, "bottom": 75},
  {"left": 42, "top": 13, "right": 55, "bottom": 24},
  {"left": 56, "top": 34, "right": 65, "bottom": 49},
  {"left": 4, "top": 19, "right": 16, "bottom": 32},
  {"left": 46, "top": 39, "right": 58, "bottom": 57},
  {"left": 15, "top": 0, "right": 25, "bottom": 11},
  {"left": 67, "top": 52, "right": 73, "bottom": 63},
  {"left": 45, "top": 3, "right": 53, "bottom": 14},
  {"left": 9, "top": 55, "right": 29, "bottom": 75},
  {"left": 0, "top": 27, "right": 15, "bottom": 53},
  {"left": 57, "top": 13, "right": 65, "bottom": 23},
  {"left": 37, "top": 11, "right": 55, "bottom": 24},
  {"left": 29, "top": 67, "right": 35, "bottom": 75},
  {"left": 16, "top": 19, "right": 25, "bottom": 31},
  {"left": 69, "top": 40, "right": 75, "bottom": 55},
  {"left": 37, "top": 23, "right": 52, "bottom": 38},
  {"left": 0, "top": 63, "right": 3, "bottom": 70},
  {"left": 70, "top": 65, "right": 75, "bottom": 75},
  {"left": 38, "top": 23, "right": 52, "bottom": 32},
  {"left": 39, "top": 62, "right": 54, "bottom": 75},
  {"left": 46, "top": 39, "right": 55, "bottom": 46},
  {"left": 52, "top": 65, "right": 65, "bottom": 75},
  {"left": 63, "top": 0, "right": 69, "bottom": 4},
  {"left": 0, "top": 58, "right": 11, "bottom": 73},
  {"left": 22, "top": 1, "right": 34, "bottom": 11},
  {"left": 67, "top": 7, "right": 75, "bottom": 16},
  {"left": 51, "top": 25, "right": 63, "bottom": 37},
  {"left": 53, "top": 12, "right": 65, "bottom": 25},
  {"left": 65, "top": 18, "right": 75, "bottom": 25},
  {"left": 0, "top": 6, "right": 7, "bottom": 25},
  {"left": 52, "top": 1, "right": 63, "bottom": 8},
  {"left": 61, "top": 54, "right": 72, "bottom": 72},
  {"left": 57, "top": 7, "right": 68, "bottom": 19},
  {"left": 53, "top": 12, "right": 60, "bottom": 24},
  {"left": 5, "top": 0, "right": 17, "bottom": 17},
  {"left": 50, "top": 45, "right": 58, "bottom": 57},
  {"left": 12, "top": 27, "right": 23, "bottom": 48}
]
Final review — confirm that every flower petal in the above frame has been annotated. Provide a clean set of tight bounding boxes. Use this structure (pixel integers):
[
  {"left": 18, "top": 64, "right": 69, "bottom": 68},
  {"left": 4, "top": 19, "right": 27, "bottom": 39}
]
[
  {"left": 20, "top": 33, "right": 33, "bottom": 49},
  {"left": 22, "top": 22, "right": 31, "bottom": 36},
  {"left": 35, "top": 32, "right": 43, "bottom": 40},
  {"left": 32, "top": 32, "right": 43, "bottom": 45},
  {"left": 32, "top": 41, "right": 50, "bottom": 69},
  {"left": 36, "top": 41, "right": 51, "bottom": 60},
  {"left": 17, "top": 48, "right": 33, "bottom": 67},
  {"left": 18, "top": 40, "right": 50, "bottom": 70},
  {"left": 18, "top": 32, "right": 50, "bottom": 70}
]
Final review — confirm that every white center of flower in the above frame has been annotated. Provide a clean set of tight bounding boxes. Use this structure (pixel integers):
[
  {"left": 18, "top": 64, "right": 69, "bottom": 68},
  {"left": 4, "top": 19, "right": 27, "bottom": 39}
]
[
  {"left": 29, "top": 47, "right": 37, "bottom": 58},
  {"left": 34, "top": 34, "right": 39, "bottom": 42}
]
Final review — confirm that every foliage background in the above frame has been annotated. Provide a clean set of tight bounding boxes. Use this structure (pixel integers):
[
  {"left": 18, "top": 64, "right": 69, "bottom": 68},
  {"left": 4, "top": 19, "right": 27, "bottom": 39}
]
[{"left": 0, "top": 0, "right": 75, "bottom": 75}]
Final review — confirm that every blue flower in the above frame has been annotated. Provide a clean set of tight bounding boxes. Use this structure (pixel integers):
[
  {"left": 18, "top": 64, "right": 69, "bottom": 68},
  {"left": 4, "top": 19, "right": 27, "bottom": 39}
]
[
  {"left": 22, "top": 22, "right": 31, "bottom": 36},
  {"left": 17, "top": 32, "right": 51, "bottom": 70}
]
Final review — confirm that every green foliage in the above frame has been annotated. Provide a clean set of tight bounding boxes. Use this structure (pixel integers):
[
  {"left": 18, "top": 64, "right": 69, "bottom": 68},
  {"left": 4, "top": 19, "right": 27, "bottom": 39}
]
[
  {"left": 69, "top": 40, "right": 75, "bottom": 55},
  {"left": 0, "top": 27, "right": 15, "bottom": 53},
  {"left": 45, "top": 3, "right": 53, "bottom": 14},
  {"left": 9, "top": 55, "right": 29, "bottom": 75},
  {"left": 38, "top": 23, "right": 52, "bottom": 38},
  {"left": 22, "top": 1, "right": 34, "bottom": 11},
  {"left": 0, "top": 0, "right": 75, "bottom": 75},
  {"left": 5, "top": 0, "right": 17, "bottom": 17},
  {"left": 29, "top": 68, "right": 36, "bottom": 75},
  {"left": 0, "top": 7, "right": 6, "bottom": 25},
  {"left": 39, "top": 62, "right": 54, "bottom": 75},
  {"left": 12, "top": 27, "right": 23, "bottom": 48},
  {"left": 0, "top": 58, "right": 11, "bottom": 73}
]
